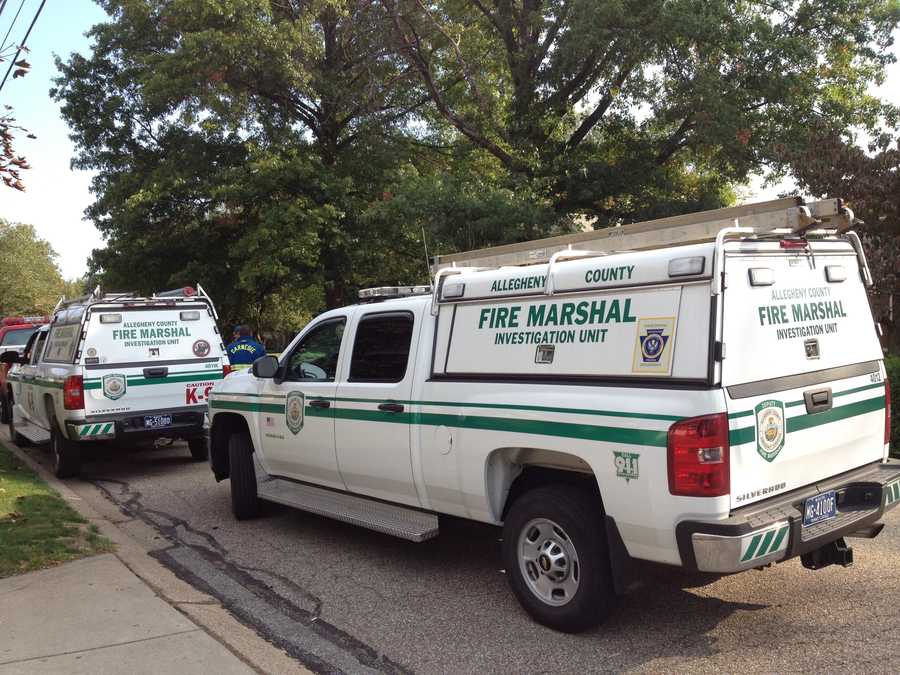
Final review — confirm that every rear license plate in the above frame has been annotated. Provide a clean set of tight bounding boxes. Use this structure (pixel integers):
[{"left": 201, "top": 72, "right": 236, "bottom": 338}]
[
  {"left": 144, "top": 414, "right": 173, "bottom": 429},
  {"left": 803, "top": 490, "right": 837, "bottom": 527}
]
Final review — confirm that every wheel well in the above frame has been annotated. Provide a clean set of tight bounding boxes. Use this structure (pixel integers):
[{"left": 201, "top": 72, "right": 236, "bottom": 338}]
[
  {"left": 486, "top": 447, "right": 600, "bottom": 522},
  {"left": 209, "top": 413, "right": 251, "bottom": 481}
]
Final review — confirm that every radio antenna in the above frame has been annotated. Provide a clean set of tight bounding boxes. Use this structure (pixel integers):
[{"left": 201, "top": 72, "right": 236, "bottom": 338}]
[{"left": 421, "top": 226, "right": 432, "bottom": 284}]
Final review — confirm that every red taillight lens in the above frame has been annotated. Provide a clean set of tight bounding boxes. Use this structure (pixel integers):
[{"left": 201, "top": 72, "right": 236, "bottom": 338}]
[
  {"left": 780, "top": 239, "right": 808, "bottom": 249},
  {"left": 668, "top": 413, "right": 730, "bottom": 497},
  {"left": 886, "top": 377, "right": 892, "bottom": 447},
  {"left": 223, "top": 364, "right": 233, "bottom": 377},
  {"left": 63, "top": 375, "right": 84, "bottom": 410}
]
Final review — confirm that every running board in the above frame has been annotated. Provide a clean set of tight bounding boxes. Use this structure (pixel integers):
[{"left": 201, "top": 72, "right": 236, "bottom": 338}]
[
  {"left": 256, "top": 478, "right": 439, "bottom": 542},
  {"left": 14, "top": 418, "right": 51, "bottom": 445}
]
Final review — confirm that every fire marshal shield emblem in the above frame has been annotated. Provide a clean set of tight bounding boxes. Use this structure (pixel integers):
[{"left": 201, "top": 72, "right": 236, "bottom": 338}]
[
  {"left": 102, "top": 373, "right": 127, "bottom": 401},
  {"left": 285, "top": 391, "right": 305, "bottom": 435},
  {"left": 755, "top": 399, "right": 785, "bottom": 462}
]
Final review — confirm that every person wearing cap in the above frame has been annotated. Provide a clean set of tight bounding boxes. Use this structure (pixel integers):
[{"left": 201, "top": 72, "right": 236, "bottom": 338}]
[{"left": 226, "top": 325, "right": 266, "bottom": 365}]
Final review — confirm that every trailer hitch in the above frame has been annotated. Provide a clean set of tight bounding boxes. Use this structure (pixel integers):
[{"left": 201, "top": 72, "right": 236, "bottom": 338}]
[{"left": 801, "top": 537, "right": 853, "bottom": 570}]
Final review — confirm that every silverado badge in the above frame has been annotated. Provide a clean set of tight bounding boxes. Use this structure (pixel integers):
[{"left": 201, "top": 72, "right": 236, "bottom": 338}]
[
  {"left": 755, "top": 399, "right": 785, "bottom": 462},
  {"left": 102, "top": 373, "right": 127, "bottom": 401},
  {"left": 285, "top": 391, "right": 305, "bottom": 435}
]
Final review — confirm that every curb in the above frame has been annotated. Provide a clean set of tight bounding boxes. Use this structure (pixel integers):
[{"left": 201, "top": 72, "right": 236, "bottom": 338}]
[{"left": 1, "top": 433, "right": 310, "bottom": 675}]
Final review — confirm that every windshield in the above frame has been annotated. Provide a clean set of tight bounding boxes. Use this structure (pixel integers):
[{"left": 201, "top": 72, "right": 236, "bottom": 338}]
[{"left": 0, "top": 327, "right": 37, "bottom": 346}]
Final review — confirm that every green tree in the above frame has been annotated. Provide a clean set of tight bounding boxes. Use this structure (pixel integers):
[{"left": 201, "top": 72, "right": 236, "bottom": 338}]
[
  {"left": 387, "top": 0, "right": 899, "bottom": 220},
  {"left": 0, "top": 220, "right": 64, "bottom": 315},
  {"left": 778, "top": 124, "right": 900, "bottom": 348}
]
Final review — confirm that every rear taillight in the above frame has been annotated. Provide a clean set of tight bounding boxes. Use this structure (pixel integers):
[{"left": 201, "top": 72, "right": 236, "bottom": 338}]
[
  {"left": 886, "top": 377, "right": 892, "bottom": 447},
  {"left": 223, "top": 364, "right": 233, "bottom": 377},
  {"left": 668, "top": 413, "right": 730, "bottom": 497},
  {"left": 63, "top": 375, "right": 84, "bottom": 410}
]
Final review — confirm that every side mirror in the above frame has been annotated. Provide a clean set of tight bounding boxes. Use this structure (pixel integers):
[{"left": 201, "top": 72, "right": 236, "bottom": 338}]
[
  {"left": 251, "top": 355, "right": 279, "bottom": 379},
  {"left": 0, "top": 350, "right": 24, "bottom": 365}
]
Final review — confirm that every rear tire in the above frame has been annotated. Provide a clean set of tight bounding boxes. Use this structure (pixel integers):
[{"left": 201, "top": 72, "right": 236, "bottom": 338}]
[
  {"left": 188, "top": 437, "right": 208, "bottom": 461},
  {"left": 0, "top": 393, "right": 10, "bottom": 424},
  {"left": 502, "top": 484, "right": 614, "bottom": 633},
  {"left": 228, "top": 432, "right": 259, "bottom": 520},
  {"left": 50, "top": 423, "right": 81, "bottom": 479}
]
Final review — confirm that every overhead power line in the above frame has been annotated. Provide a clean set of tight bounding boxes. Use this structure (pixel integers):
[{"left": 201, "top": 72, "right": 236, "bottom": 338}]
[
  {"left": 0, "top": 0, "right": 46, "bottom": 98},
  {"left": 1, "top": 0, "right": 27, "bottom": 52}
]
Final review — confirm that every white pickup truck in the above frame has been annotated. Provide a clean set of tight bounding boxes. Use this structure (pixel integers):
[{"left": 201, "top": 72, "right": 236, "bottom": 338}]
[{"left": 207, "top": 197, "right": 898, "bottom": 632}]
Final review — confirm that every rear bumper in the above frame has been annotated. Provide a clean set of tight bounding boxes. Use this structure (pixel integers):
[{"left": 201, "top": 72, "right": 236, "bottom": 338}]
[
  {"left": 66, "top": 406, "right": 206, "bottom": 442},
  {"left": 677, "top": 460, "right": 900, "bottom": 573}
]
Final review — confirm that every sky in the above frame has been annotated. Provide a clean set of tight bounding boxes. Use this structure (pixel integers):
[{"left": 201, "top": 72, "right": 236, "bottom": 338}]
[{"left": 0, "top": 2, "right": 898, "bottom": 279}]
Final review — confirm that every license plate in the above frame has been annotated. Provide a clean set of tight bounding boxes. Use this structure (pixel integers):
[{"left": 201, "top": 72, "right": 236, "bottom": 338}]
[
  {"left": 803, "top": 490, "right": 837, "bottom": 527},
  {"left": 144, "top": 414, "right": 173, "bottom": 429}
]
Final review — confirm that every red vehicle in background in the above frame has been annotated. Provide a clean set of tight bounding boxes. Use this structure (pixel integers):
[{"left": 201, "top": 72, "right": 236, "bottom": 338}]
[{"left": 0, "top": 315, "right": 49, "bottom": 423}]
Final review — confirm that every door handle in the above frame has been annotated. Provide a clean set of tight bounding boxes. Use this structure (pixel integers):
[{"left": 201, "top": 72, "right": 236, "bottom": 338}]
[
  {"left": 143, "top": 367, "right": 168, "bottom": 379},
  {"left": 803, "top": 387, "right": 832, "bottom": 414},
  {"left": 378, "top": 402, "right": 404, "bottom": 413},
  {"left": 308, "top": 399, "right": 331, "bottom": 409}
]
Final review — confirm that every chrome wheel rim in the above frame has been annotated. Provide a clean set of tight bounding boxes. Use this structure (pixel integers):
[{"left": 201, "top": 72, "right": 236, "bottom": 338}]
[{"left": 518, "top": 518, "right": 580, "bottom": 606}]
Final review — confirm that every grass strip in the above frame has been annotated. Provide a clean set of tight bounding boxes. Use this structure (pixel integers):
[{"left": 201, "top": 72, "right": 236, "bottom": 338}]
[{"left": 0, "top": 442, "right": 113, "bottom": 578}]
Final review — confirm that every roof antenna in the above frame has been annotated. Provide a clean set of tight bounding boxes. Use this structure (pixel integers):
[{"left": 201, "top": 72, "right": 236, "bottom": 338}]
[{"left": 421, "top": 226, "right": 432, "bottom": 285}]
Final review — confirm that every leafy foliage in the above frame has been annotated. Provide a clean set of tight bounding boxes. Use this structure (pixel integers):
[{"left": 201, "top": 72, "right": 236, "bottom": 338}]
[
  {"left": 778, "top": 124, "right": 900, "bottom": 348},
  {"left": 52, "top": 0, "right": 900, "bottom": 334},
  {"left": 0, "top": 220, "right": 65, "bottom": 315}
]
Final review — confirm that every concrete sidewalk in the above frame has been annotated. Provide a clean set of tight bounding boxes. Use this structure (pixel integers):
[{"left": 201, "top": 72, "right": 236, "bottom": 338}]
[{"left": 0, "top": 554, "right": 254, "bottom": 674}]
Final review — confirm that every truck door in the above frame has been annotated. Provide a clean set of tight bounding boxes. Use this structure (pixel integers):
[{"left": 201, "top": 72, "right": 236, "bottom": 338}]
[
  {"left": 20, "top": 330, "right": 48, "bottom": 424},
  {"left": 334, "top": 309, "right": 420, "bottom": 507},
  {"left": 722, "top": 244, "right": 886, "bottom": 510},
  {"left": 258, "top": 317, "right": 346, "bottom": 490}
]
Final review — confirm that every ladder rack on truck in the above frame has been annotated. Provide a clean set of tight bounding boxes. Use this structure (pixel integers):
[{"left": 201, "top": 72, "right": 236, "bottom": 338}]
[
  {"left": 432, "top": 196, "right": 859, "bottom": 268},
  {"left": 430, "top": 196, "right": 872, "bottom": 308}
]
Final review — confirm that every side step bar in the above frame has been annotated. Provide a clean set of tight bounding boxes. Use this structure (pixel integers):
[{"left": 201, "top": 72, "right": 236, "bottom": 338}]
[
  {"left": 12, "top": 418, "right": 51, "bottom": 444},
  {"left": 256, "top": 478, "right": 439, "bottom": 543}
]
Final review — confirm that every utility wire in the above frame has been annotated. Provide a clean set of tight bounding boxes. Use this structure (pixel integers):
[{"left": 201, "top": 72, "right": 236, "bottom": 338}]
[
  {"left": 0, "top": 0, "right": 46, "bottom": 98},
  {"left": 1, "top": 0, "right": 27, "bottom": 53}
]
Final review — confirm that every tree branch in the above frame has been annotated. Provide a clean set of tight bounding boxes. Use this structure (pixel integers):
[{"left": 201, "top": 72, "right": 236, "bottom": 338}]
[{"left": 565, "top": 59, "right": 636, "bottom": 149}]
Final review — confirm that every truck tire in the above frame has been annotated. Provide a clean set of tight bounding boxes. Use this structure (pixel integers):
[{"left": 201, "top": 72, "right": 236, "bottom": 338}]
[
  {"left": 502, "top": 484, "right": 614, "bottom": 633},
  {"left": 188, "top": 437, "right": 209, "bottom": 461},
  {"left": 0, "top": 393, "right": 10, "bottom": 424},
  {"left": 228, "top": 432, "right": 259, "bottom": 520},
  {"left": 50, "top": 423, "right": 81, "bottom": 479}
]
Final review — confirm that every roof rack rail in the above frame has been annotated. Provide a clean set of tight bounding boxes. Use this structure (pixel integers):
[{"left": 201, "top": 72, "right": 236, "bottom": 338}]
[
  {"left": 359, "top": 285, "right": 432, "bottom": 302},
  {"left": 431, "top": 196, "right": 857, "bottom": 271}
]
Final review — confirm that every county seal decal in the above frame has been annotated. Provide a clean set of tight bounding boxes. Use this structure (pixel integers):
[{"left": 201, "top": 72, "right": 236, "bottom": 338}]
[
  {"left": 631, "top": 317, "right": 676, "bottom": 374},
  {"left": 285, "top": 391, "right": 305, "bottom": 435},
  {"left": 755, "top": 399, "right": 785, "bottom": 462},
  {"left": 102, "top": 373, "right": 127, "bottom": 401}
]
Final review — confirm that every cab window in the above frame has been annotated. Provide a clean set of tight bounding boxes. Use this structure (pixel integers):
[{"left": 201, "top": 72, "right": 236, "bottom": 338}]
[
  {"left": 30, "top": 331, "right": 48, "bottom": 365},
  {"left": 349, "top": 313, "right": 414, "bottom": 383},
  {"left": 285, "top": 319, "right": 345, "bottom": 382}
]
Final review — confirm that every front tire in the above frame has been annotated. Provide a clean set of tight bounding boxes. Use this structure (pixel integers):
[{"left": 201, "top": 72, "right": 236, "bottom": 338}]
[
  {"left": 50, "top": 423, "right": 81, "bottom": 479},
  {"left": 188, "top": 437, "right": 208, "bottom": 461},
  {"left": 502, "top": 484, "right": 614, "bottom": 633},
  {"left": 228, "top": 432, "right": 259, "bottom": 520}
]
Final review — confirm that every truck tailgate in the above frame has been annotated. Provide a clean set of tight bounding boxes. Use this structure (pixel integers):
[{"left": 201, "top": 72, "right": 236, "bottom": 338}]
[{"left": 722, "top": 246, "right": 887, "bottom": 509}]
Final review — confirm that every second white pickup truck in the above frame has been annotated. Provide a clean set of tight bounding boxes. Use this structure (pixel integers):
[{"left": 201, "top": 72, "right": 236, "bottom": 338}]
[{"left": 207, "top": 197, "right": 898, "bottom": 632}]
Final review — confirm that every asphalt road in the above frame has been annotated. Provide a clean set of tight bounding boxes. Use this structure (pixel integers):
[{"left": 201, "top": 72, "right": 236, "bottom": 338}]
[{"left": 14, "top": 437, "right": 900, "bottom": 673}]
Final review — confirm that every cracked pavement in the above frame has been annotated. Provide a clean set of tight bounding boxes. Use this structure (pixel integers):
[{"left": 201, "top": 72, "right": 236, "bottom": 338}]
[{"left": 21, "top": 440, "right": 900, "bottom": 673}]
